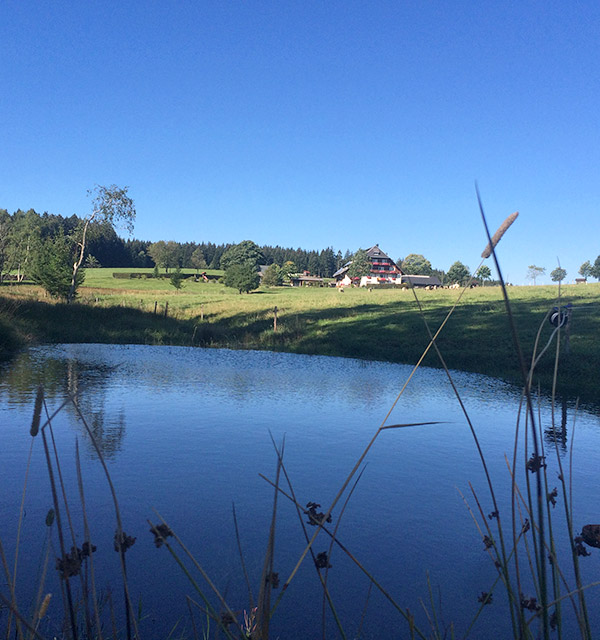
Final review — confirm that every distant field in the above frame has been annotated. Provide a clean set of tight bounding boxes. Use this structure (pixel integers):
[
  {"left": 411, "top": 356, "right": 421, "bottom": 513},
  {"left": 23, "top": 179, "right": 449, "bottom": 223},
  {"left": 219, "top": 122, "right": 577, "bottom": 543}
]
[{"left": 1, "top": 269, "right": 599, "bottom": 405}]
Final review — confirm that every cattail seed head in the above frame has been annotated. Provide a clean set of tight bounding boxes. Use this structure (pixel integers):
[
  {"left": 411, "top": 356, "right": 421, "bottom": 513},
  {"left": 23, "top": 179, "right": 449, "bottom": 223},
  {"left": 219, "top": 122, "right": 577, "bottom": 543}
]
[
  {"left": 482, "top": 211, "right": 519, "bottom": 258},
  {"left": 38, "top": 593, "right": 52, "bottom": 619}
]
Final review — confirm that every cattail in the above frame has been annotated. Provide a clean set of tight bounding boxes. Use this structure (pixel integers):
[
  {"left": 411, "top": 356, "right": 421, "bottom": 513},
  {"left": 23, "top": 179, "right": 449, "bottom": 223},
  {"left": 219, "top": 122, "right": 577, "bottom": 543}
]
[
  {"left": 481, "top": 211, "right": 519, "bottom": 258},
  {"left": 38, "top": 593, "right": 52, "bottom": 619},
  {"left": 30, "top": 385, "right": 44, "bottom": 437}
]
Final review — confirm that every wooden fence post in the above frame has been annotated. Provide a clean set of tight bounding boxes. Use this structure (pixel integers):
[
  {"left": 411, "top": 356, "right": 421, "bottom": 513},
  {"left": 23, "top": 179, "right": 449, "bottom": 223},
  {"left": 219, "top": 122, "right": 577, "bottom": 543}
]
[
  {"left": 153, "top": 301, "right": 157, "bottom": 315},
  {"left": 164, "top": 301, "right": 168, "bottom": 318},
  {"left": 273, "top": 306, "right": 278, "bottom": 332}
]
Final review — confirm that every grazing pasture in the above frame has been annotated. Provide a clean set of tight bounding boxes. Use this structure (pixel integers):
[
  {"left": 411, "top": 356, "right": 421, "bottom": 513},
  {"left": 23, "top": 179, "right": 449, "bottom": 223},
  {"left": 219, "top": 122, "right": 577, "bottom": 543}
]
[{"left": 1, "top": 269, "right": 599, "bottom": 405}]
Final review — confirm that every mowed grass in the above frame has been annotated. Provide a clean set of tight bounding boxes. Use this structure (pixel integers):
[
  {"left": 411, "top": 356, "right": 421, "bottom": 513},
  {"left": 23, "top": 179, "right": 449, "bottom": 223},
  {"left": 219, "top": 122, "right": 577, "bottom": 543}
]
[{"left": 1, "top": 268, "right": 599, "bottom": 405}]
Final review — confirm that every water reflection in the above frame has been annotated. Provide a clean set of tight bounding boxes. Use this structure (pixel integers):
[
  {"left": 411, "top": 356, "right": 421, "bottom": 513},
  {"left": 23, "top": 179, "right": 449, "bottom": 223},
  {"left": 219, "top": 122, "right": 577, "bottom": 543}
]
[
  {"left": 1, "top": 345, "right": 599, "bottom": 639},
  {"left": 544, "top": 396, "right": 569, "bottom": 452},
  {"left": 0, "top": 349, "right": 125, "bottom": 458},
  {"left": 0, "top": 345, "right": 593, "bottom": 463}
]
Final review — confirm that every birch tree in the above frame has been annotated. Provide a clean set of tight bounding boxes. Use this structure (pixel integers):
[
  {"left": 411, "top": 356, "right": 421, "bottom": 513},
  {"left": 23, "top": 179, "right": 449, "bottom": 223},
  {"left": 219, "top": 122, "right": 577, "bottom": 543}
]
[{"left": 68, "top": 185, "right": 135, "bottom": 302}]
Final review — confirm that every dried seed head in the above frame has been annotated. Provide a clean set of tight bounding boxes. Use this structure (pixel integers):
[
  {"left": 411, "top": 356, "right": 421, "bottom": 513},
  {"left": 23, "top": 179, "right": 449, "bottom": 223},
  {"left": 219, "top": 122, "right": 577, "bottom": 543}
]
[
  {"left": 38, "top": 593, "right": 52, "bottom": 619},
  {"left": 30, "top": 385, "right": 44, "bottom": 437},
  {"left": 481, "top": 211, "right": 519, "bottom": 258}
]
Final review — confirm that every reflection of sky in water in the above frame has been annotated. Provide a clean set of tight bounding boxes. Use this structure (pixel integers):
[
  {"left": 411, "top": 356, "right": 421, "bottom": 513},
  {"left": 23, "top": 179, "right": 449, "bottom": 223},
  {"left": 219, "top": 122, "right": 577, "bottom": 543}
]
[{"left": 1, "top": 344, "right": 600, "bottom": 638}]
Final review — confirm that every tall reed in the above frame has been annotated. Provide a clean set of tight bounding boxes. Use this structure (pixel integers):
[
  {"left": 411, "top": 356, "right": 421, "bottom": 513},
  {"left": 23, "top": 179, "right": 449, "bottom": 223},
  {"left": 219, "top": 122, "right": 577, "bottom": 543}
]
[{"left": 1, "top": 197, "right": 598, "bottom": 638}]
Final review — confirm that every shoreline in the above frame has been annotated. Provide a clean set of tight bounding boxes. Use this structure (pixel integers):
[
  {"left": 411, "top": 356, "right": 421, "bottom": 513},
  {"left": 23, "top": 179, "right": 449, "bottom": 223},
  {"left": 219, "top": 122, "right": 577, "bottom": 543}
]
[{"left": 1, "top": 281, "right": 599, "bottom": 408}]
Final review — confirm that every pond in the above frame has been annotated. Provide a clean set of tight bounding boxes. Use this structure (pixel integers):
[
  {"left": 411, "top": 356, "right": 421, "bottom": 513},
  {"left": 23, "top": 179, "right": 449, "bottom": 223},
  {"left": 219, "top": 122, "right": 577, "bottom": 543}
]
[{"left": 1, "top": 344, "right": 599, "bottom": 638}]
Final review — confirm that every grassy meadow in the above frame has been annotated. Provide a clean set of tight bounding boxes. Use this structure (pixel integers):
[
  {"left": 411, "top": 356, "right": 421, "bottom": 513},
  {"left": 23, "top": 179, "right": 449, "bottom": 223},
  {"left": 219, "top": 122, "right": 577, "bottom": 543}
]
[{"left": 1, "top": 267, "right": 599, "bottom": 405}]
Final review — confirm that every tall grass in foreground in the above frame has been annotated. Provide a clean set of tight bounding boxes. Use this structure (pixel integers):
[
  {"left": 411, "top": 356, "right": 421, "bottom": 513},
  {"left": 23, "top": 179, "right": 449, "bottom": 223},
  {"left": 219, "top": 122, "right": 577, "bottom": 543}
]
[{"left": 1, "top": 204, "right": 599, "bottom": 638}]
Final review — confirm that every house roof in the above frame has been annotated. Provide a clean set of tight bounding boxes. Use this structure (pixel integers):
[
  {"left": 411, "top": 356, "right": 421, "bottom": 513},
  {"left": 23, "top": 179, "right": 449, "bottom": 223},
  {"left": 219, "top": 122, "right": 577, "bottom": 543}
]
[
  {"left": 365, "top": 245, "right": 392, "bottom": 259},
  {"left": 332, "top": 265, "right": 350, "bottom": 278},
  {"left": 290, "top": 275, "right": 324, "bottom": 282}
]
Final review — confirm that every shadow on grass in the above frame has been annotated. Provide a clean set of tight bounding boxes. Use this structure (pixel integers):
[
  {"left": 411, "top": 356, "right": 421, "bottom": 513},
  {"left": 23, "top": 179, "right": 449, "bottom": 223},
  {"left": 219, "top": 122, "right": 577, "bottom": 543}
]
[
  {"left": 194, "top": 297, "right": 600, "bottom": 407},
  {"left": 2, "top": 293, "right": 598, "bottom": 407},
  {"left": 0, "top": 295, "right": 196, "bottom": 359}
]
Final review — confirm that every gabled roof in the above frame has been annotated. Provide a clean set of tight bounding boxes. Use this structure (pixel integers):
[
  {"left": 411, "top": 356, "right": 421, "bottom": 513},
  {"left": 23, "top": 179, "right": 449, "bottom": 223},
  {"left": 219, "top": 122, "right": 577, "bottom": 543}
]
[
  {"left": 333, "top": 245, "right": 402, "bottom": 279},
  {"left": 366, "top": 245, "right": 393, "bottom": 260}
]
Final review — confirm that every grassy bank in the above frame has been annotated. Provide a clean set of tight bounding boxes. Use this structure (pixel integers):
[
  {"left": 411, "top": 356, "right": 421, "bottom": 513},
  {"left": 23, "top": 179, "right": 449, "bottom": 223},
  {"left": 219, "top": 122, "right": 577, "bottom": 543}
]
[{"left": 1, "top": 269, "right": 599, "bottom": 405}]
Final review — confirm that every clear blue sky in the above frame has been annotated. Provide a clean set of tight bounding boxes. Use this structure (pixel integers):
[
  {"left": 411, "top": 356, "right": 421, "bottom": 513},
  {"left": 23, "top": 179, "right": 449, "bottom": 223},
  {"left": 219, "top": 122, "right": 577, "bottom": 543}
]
[{"left": 1, "top": 1, "right": 598, "bottom": 284}]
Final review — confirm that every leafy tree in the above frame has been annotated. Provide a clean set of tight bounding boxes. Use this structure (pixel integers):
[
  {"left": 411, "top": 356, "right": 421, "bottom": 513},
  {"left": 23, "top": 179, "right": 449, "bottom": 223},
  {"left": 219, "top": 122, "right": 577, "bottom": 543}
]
[
  {"left": 347, "top": 249, "right": 371, "bottom": 279},
  {"left": 31, "top": 230, "right": 84, "bottom": 299},
  {"left": 220, "top": 240, "right": 263, "bottom": 271},
  {"left": 281, "top": 261, "right": 296, "bottom": 282},
  {"left": 526, "top": 265, "right": 545, "bottom": 285},
  {"left": 169, "top": 265, "right": 184, "bottom": 292},
  {"left": 591, "top": 256, "right": 600, "bottom": 281},
  {"left": 149, "top": 240, "right": 179, "bottom": 273},
  {"left": 149, "top": 241, "right": 168, "bottom": 271},
  {"left": 222, "top": 262, "right": 260, "bottom": 294},
  {"left": 579, "top": 260, "right": 593, "bottom": 281},
  {"left": 446, "top": 261, "right": 471, "bottom": 285},
  {"left": 476, "top": 265, "right": 492, "bottom": 285},
  {"left": 401, "top": 254, "right": 432, "bottom": 275},
  {"left": 190, "top": 247, "right": 207, "bottom": 273},
  {"left": 262, "top": 263, "right": 283, "bottom": 287},
  {"left": 69, "top": 185, "right": 135, "bottom": 302},
  {"left": 550, "top": 267, "right": 567, "bottom": 283}
]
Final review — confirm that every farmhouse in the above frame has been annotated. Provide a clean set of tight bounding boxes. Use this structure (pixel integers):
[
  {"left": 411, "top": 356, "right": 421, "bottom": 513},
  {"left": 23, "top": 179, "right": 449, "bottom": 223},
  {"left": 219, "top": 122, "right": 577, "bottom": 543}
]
[{"left": 333, "top": 245, "right": 403, "bottom": 285}]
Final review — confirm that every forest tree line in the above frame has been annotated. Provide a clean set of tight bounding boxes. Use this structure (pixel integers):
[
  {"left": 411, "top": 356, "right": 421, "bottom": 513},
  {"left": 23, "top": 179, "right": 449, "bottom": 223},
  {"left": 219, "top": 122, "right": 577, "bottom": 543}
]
[{"left": 0, "top": 207, "right": 352, "bottom": 281}]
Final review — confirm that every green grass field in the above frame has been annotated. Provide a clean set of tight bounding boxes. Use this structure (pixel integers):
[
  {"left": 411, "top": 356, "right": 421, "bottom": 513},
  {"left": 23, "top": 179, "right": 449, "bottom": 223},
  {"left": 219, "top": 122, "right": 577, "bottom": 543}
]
[{"left": 1, "top": 268, "right": 599, "bottom": 405}]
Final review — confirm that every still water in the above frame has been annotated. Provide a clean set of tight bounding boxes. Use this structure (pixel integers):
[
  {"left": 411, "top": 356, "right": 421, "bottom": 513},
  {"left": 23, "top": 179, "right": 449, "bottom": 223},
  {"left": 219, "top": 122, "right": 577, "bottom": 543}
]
[{"left": 1, "top": 344, "right": 599, "bottom": 638}]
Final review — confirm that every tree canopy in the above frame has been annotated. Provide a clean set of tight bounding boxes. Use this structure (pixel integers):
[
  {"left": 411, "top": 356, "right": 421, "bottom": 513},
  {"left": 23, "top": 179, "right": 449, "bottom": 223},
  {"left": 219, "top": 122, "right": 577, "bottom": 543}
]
[
  {"left": 401, "top": 254, "right": 432, "bottom": 275},
  {"left": 190, "top": 247, "right": 207, "bottom": 272},
  {"left": 262, "top": 263, "right": 283, "bottom": 287},
  {"left": 550, "top": 267, "right": 567, "bottom": 283},
  {"left": 526, "top": 265, "right": 546, "bottom": 285},
  {"left": 446, "top": 261, "right": 471, "bottom": 285},
  {"left": 347, "top": 249, "right": 371, "bottom": 278},
  {"left": 0, "top": 206, "right": 384, "bottom": 279},
  {"left": 68, "top": 185, "right": 135, "bottom": 302},
  {"left": 148, "top": 240, "right": 180, "bottom": 272},
  {"left": 476, "top": 265, "right": 492, "bottom": 284},
  {"left": 220, "top": 240, "right": 263, "bottom": 271},
  {"left": 579, "top": 261, "right": 593, "bottom": 280},
  {"left": 591, "top": 256, "right": 600, "bottom": 281}
]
